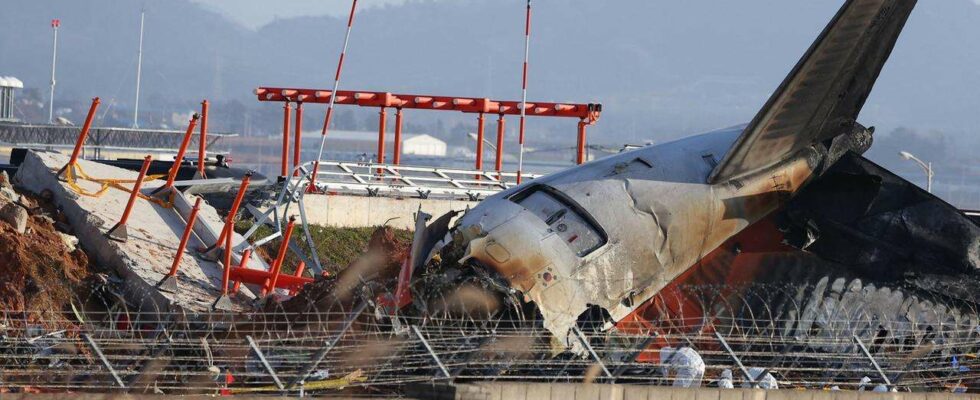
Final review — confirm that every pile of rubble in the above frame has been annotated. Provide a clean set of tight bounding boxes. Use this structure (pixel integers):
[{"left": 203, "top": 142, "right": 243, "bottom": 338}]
[{"left": 0, "top": 171, "right": 94, "bottom": 320}]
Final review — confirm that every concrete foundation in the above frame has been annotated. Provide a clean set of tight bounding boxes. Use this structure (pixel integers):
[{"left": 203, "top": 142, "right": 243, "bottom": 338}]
[
  {"left": 2, "top": 385, "right": 975, "bottom": 400},
  {"left": 300, "top": 193, "right": 475, "bottom": 230},
  {"left": 412, "top": 383, "right": 972, "bottom": 400},
  {"left": 14, "top": 150, "right": 265, "bottom": 313}
]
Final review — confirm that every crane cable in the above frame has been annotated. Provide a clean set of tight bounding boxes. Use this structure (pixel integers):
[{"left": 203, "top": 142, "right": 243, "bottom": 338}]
[{"left": 59, "top": 162, "right": 172, "bottom": 207}]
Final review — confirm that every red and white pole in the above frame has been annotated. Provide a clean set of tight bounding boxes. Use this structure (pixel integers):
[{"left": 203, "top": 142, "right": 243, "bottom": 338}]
[
  {"left": 516, "top": 0, "right": 532, "bottom": 184},
  {"left": 308, "top": 0, "right": 360, "bottom": 193}
]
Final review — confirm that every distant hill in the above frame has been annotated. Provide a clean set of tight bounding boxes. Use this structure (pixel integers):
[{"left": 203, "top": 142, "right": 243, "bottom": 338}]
[{"left": 2, "top": 0, "right": 979, "bottom": 146}]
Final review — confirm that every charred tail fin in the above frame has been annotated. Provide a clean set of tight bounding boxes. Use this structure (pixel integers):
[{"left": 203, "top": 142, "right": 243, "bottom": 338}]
[{"left": 708, "top": 0, "right": 918, "bottom": 184}]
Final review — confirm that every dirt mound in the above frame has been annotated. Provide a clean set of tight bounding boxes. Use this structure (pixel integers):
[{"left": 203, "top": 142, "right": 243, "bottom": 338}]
[{"left": 0, "top": 189, "right": 94, "bottom": 322}]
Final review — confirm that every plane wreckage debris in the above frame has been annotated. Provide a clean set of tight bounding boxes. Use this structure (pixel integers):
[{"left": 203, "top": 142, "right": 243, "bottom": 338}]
[{"left": 3, "top": 0, "right": 980, "bottom": 396}]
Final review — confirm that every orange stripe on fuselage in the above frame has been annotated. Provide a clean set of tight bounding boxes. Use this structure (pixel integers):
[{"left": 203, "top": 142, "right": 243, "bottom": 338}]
[{"left": 615, "top": 216, "right": 792, "bottom": 363}]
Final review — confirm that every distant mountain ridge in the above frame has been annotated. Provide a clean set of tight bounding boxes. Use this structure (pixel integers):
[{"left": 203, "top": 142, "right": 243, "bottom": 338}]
[{"left": 1, "top": 0, "right": 979, "bottom": 144}]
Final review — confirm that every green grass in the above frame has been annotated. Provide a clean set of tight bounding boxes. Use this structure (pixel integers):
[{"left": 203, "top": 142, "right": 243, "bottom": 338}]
[{"left": 235, "top": 219, "right": 412, "bottom": 276}]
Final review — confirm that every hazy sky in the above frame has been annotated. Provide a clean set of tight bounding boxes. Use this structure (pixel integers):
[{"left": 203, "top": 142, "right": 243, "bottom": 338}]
[{"left": 190, "top": 0, "right": 418, "bottom": 29}]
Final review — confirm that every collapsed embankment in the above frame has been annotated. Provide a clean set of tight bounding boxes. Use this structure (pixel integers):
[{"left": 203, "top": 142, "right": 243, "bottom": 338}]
[{"left": 0, "top": 171, "right": 98, "bottom": 328}]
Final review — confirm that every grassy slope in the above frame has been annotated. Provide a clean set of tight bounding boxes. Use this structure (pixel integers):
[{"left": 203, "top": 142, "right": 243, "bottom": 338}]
[{"left": 235, "top": 220, "right": 412, "bottom": 276}]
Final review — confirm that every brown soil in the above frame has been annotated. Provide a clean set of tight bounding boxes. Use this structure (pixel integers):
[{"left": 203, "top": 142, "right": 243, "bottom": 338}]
[{"left": 0, "top": 190, "right": 94, "bottom": 323}]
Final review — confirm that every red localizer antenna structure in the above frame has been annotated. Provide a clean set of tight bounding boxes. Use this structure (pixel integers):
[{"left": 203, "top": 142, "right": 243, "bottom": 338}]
[
  {"left": 257, "top": 88, "right": 601, "bottom": 178},
  {"left": 308, "top": 0, "right": 360, "bottom": 193},
  {"left": 517, "top": 0, "right": 532, "bottom": 184}
]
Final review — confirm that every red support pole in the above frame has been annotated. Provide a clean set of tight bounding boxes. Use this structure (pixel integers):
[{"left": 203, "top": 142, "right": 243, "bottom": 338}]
[
  {"left": 63, "top": 97, "right": 101, "bottom": 170},
  {"left": 230, "top": 267, "right": 312, "bottom": 290},
  {"left": 263, "top": 216, "right": 297, "bottom": 297},
  {"left": 198, "top": 100, "right": 209, "bottom": 178},
  {"left": 105, "top": 155, "right": 152, "bottom": 242},
  {"left": 306, "top": 161, "right": 321, "bottom": 193},
  {"left": 393, "top": 108, "right": 403, "bottom": 165},
  {"left": 476, "top": 112, "right": 486, "bottom": 178},
  {"left": 495, "top": 114, "right": 505, "bottom": 173},
  {"left": 377, "top": 108, "right": 387, "bottom": 172},
  {"left": 281, "top": 103, "right": 291, "bottom": 177},
  {"left": 288, "top": 262, "right": 306, "bottom": 296},
  {"left": 576, "top": 119, "right": 588, "bottom": 165},
  {"left": 209, "top": 172, "right": 252, "bottom": 252},
  {"left": 162, "top": 114, "right": 200, "bottom": 190},
  {"left": 216, "top": 208, "right": 234, "bottom": 308},
  {"left": 293, "top": 102, "right": 303, "bottom": 177},
  {"left": 231, "top": 248, "right": 251, "bottom": 294},
  {"left": 158, "top": 197, "right": 202, "bottom": 291}
]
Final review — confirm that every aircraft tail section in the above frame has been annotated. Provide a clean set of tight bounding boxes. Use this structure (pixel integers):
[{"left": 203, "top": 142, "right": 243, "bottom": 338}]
[{"left": 708, "top": 0, "right": 917, "bottom": 184}]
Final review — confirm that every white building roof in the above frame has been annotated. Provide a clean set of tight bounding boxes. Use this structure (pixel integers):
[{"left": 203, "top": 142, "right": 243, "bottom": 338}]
[
  {"left": 403, "top": 134, "right": 445, "bottom": 145},
  {"left": 0, "top": 76, "right": 24, "bottom": 89}
]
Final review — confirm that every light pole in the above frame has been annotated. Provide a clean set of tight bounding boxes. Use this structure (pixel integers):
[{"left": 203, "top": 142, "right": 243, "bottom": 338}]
[
  {"left": 133, "top": 9, "right": 145, "bottom": 128},
  {"left": 49, "top": 19, "right": 60, "bottom": 124},
  {"left": 899, "top": 151, "right": 933, "bottom": 193},
  {"left": 468, "top": 132, "right": 497, "bottom": 151}
]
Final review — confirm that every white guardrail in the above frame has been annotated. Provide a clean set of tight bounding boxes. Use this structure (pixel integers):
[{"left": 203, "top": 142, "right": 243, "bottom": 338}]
[{"left": 301, "top": 161, "right": 541, "bottom": 200}]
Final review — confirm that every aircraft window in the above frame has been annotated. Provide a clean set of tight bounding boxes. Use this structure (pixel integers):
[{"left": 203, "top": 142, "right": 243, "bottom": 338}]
[{"left": 510, "top": 186, "right": 607, "bottom": 257}]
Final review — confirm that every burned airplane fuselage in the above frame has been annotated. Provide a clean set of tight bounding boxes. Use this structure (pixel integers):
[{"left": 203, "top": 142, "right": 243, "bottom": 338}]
[
  {"left": 449, "top": 0, "right": 980, "bottom": 346},
  {"left": 457, "top": 124, "right": 871, "bottom": 342}
]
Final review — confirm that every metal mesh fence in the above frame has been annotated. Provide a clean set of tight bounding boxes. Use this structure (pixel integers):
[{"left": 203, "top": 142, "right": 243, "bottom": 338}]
[{"left": 2, "top": 282, "right": 978, "bottom": 396}]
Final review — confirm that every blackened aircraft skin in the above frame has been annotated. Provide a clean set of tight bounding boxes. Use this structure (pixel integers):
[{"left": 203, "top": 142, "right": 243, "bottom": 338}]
[{"left": 451, "top": 0, "right": 978, "bottom": 344}]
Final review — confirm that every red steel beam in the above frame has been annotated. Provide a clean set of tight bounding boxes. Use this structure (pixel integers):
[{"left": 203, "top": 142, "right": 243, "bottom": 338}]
[
  {"left": 105, "top": 155, "right": 152, "bottom": 242},
  {"left": 475, "top": 112, "right": 485, "bottom": 173},
  {"left": 255, "top": 87, "right": 601, "bottom": 124},
  {"left": 231, "top": 267, "right": 313, "bottom": 291},
  {"left": 293, "top": 102, "right": 303, "bottom": 176},
  {"left": 281, "top": 103, "right": 291, "bottom": 177},
  {"left": 377, "top": 108, "right": 387, "bottom": 167},
  {"left": 162, "top": 197, "right": 202, "bottom": 282},
  {"left": 263, "top": 216, "right": 297, "bottom": 297},
  {"left": 163, "top": 114, "right": 200, "bottom": 190},
  {"left": 495, "top": 115, "right": 505, "bottom": 173},
  {"left": 66, "top": 97, "right": 101, "bottom": 167},
  {"left": 393, "top": 108, "right": 403, "bottom": 165}
]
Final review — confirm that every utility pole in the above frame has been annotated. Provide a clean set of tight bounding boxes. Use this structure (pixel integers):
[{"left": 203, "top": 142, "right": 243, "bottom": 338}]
[
  {"left": 133, "top": 9, "right": 145, "bottom": 128},
  {"left": 49, "top": 19, "right": 60, "bottom": 124}
]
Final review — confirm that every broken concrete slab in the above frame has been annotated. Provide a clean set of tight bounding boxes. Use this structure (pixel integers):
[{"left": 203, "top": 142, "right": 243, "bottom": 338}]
[
  {"left": 57, "top": 231, "right": 79, "bottom": 252},
  {"left": 1, "top": 186, "right": 18, "bottom": 203},
  {"left": 0, "top": 170, "right": 11, "bottom": 189},
  {"left": 14, "top": 150, "right": 270, "bottom": 313},
  {"left": 0, "top": 202, "right": 28, "bottom": 233}
]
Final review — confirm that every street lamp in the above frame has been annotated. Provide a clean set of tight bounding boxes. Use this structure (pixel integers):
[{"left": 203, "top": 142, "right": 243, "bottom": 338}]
[
  {"left": 899, "top": 151, "right": 933, "bottom": 193},
  {"left": 468, "top": 132, "right": 497, "bottom": 151}
]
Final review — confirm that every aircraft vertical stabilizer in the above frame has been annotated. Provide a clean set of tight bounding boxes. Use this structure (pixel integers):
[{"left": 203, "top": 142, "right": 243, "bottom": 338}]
[{"left": 708, "top": 0, "right": 917, "bottom": 184}]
